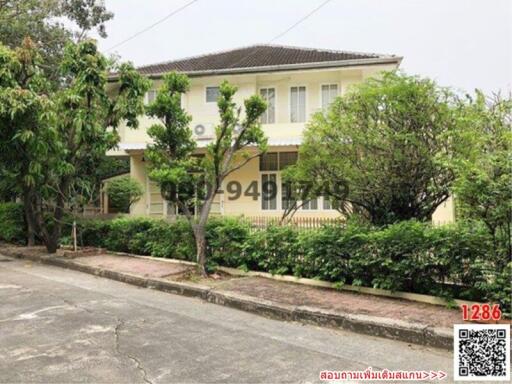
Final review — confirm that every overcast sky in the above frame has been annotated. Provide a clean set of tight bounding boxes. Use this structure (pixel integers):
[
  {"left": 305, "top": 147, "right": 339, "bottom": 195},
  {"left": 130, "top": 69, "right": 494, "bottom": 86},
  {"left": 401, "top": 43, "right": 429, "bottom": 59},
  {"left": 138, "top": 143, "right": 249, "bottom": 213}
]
[{"left": 95, "top": 0, "right": 512, "bottom": 94}]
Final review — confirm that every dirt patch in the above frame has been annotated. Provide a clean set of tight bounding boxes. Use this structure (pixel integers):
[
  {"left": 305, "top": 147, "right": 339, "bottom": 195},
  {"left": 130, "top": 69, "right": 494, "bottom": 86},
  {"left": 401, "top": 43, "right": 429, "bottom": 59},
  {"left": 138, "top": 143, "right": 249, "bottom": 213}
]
[
  {"left": 61, "top": 247, "right": 105, "bottom": 258},
  {"left": 170, "top": 269, "right": 239, "bottom": 287},
  {"left": 214, "top": 277, "right": 464, "bottom": 329}
]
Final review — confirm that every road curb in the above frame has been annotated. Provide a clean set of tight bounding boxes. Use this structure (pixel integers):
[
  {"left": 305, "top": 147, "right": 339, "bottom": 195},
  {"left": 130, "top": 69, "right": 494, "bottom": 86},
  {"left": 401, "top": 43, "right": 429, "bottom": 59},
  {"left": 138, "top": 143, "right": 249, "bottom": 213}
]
[
  {"left": 1, "top": 248, "right": 453, "bottom": 350},
  {"left": 206, "top": 290, "right": 296, "bottom": 322}
]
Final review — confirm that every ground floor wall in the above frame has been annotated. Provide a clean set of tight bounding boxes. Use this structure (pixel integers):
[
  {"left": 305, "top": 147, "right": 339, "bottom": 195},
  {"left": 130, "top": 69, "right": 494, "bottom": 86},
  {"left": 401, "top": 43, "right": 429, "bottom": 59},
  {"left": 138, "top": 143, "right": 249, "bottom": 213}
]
[
  {"left": 121, "top": 149, "right": 455, "bottom": 224},
  {"left": 431, "top": 195, "right": 456, "bottom": 225}
]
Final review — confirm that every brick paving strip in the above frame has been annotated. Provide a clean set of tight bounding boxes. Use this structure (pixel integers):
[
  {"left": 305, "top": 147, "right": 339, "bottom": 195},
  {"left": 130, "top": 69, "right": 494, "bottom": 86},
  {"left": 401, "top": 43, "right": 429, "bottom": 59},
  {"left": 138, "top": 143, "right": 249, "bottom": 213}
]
[{"left": 0, "top": 244, "right": 493, "bottom": 350}]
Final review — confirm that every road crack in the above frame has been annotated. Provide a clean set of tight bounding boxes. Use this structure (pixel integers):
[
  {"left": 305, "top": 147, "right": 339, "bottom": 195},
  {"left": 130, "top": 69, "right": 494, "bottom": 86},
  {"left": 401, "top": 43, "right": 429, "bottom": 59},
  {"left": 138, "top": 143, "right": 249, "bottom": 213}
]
[
  {"left": 114, "top": 318, "right": 152, "bottom": 384},
  {"left": 44, "top": 292, "right": 152, "bottom": 383}
]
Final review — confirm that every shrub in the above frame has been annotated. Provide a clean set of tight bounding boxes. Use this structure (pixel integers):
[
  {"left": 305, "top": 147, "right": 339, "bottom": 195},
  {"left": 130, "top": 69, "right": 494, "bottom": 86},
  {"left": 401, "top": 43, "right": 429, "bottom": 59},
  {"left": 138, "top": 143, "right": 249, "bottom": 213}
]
[
  {"left": 426, "top": 221, "right": 490, "bottom": 299},
  {"left": 76, "top": 216, "right": 196, "bottom": 260},
  {"left": 296, "top": 221, "right": 370, "bottom": 283},
  {"left": 207, "top": 217, "right": 251, "bottom": 267},
  {"left": 144, "top": 219, "right": 195, "bottom": 261},
  {"left": 484, "top": 262, "right": 512, "bottom": 316},
  {"left": 77, "top": 219, "right": 112, "bottom": 248},
  {"left": 72, "top": 215, "right": 507, "bottom": 310},
  {"left": 103, "top": 217, "right": 156, "bottom": 254},
  {"left": 0, "top": 202, "right": 26, "bottom": 244},
  {"left": 244, "top": 224, "right": 299, "bottom": 275},
  {"left": 107, "top": 176, "right": 143, "bottom": 213},
  {"left": 358, "top": 221, "right": 431, "bottom": 292}
]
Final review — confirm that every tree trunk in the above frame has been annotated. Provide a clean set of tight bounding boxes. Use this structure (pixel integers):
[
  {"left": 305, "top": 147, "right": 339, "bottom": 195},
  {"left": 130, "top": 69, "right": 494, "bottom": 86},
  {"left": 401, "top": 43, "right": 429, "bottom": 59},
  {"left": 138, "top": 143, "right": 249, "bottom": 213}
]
[
  {"left": 45, "top": 234, "right": 59, "bottom": 254},
  {"left": 43, "top": 180, "right": 69, "bottom": 254},
  {"left": 26, "top": 218, "right": 36, "bottom": 246},
  {"left": 22, "top": 191, "right": 36, "bottom": 246},
  {"left": 24, "top": 205, "right": 36, "bottom": 246},
  {"left": 45, "top": 201, "right": 65, "bottom": 254},
  {"left": 191, "top": 188, "right": 217, "bottom": 277},
  {"left": 193, "top": 224, "right": 207, "bottom": 277}
]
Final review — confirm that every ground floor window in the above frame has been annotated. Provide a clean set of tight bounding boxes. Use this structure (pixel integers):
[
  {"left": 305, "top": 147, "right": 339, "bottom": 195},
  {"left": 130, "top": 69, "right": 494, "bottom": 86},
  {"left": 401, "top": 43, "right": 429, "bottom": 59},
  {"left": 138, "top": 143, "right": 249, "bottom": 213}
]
[
  {"left": 258, "top": 152, "right": 338, "bottom": 212},
  {"left": 302, "top": 198, "right": 318, "bottom": 210},
  {"left": 261, "top": 173, "right": 277, "bottom": 210},
  {"left": 281, "top": 182, "right": 296, "bottom": 210}
]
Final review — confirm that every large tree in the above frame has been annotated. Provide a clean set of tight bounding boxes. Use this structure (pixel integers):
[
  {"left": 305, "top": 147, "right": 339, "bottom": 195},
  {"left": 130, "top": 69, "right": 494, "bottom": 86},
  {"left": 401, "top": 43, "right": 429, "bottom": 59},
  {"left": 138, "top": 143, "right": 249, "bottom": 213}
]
[
  {"left": 0, "top": 39, "right": 150, "bottom": 251},
  {"left": 452, "top": 92, "right": 512, "bottom": 264},
  {"left": 0, "top": 37, "right": 55, "bottom": 244},
  {"left": 146, "top": 73, "right": 267, "bottom": 275},
  {"left": 0, "top": 0, "right": 113, "bottom": 83},
  {"left": 292, "top": 71, "right": 464, "bottom": 225}
]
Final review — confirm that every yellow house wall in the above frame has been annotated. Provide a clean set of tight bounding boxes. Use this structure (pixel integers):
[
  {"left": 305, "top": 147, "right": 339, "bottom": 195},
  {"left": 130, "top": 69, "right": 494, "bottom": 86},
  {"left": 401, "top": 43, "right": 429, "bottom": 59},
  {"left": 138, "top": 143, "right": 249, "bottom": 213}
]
[
  {"left": 432, "top": 195, "right": 455, "bottom": 225},
  {"left": 222, "top": 152, "right": 341, "bottom": 218},
  {"left": 110, "top": 64, "right": 397, "bottom": 156},
  {"left": 127, "top": 149, "right": 343, "bottom": 219},
  {"left": 113, "top": 63, "right": 406, "bottom": 220},
  {"left": 130, "top": 154, "right": 148, "bottom": 215}
]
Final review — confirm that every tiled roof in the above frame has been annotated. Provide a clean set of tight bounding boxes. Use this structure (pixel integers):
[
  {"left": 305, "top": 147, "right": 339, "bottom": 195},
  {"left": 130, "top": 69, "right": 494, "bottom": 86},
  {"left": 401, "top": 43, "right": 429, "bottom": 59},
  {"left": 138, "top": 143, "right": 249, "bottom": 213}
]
[{"left": 131, "top": 44, "right": 400, "bottom": 77}]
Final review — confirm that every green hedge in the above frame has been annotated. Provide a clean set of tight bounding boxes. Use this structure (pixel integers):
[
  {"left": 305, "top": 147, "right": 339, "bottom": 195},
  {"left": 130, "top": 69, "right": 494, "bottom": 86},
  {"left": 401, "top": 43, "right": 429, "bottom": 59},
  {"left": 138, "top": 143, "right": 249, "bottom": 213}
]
[
  {"left": 76, "top": 216, "right": 196, "bottom": 261},
  {"left": 0, "top": 203, "right": 506, "bottom": 312},
  {"left": 0, "top": 202, "right": 26, "bottom": 244},
  {"left": 69, "top": 216, "right": 509, "bottom": 312}
]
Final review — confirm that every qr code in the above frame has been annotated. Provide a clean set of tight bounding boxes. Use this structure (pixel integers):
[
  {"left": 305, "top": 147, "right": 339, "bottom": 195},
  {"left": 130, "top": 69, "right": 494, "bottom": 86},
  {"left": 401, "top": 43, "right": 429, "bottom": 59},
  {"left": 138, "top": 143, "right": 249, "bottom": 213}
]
[{"left": 454, "top": 324, "right": 510, "bottom": 381}]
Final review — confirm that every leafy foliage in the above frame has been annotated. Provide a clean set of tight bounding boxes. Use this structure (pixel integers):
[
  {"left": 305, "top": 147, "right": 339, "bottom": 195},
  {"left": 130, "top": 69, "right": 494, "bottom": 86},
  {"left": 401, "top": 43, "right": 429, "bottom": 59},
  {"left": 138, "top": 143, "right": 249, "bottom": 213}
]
[
  {"left": 0, "top": 0, "right": 113, "bottom": 83},
  {"left": 145, "top": 72, "right": 267, "bottom": 274},
  {"left": 71, "top": 216, "right": 508, "bottom": 310},
  {"left": 243, "top": 225, "right": 298, "bottom": 275},
  {"left": 106, "top": 176, "right": 143, "bottom": 213},
  {"left": 75, "top": 216, "right": 195, "bottom": 260},
  {"left": 0, "top": 39, "right": 150, "bottom": 252},
  {"left": 206, "top": 217, "right": 251, "bottom": 268},
  {"left": 145, "top": 72, "right": 197, "bottom": 210},
  {"left": 452, "top": 92, "right": 512, "bottom": 266},
  {"left": 294, "top": 71, "right": 463, "bottom": 225},
  {"left": 0, "top": 202, "right": 26, "bottom": 244},
  {"left": 0, "top": 37, "right": 55, "bottom": 245}
]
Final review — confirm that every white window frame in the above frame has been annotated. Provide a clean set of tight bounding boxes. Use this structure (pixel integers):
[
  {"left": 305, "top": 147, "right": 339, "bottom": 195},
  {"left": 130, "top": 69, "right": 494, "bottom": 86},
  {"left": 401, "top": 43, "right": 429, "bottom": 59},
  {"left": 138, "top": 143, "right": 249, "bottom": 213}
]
[
  {"left": 260, "top": 172, "right": 279, "bottom": 211},
  {"left": 319, "top": 83, "right": 340, "bottom": 111},
  {"left": 146, "top": 176, "right": 164, "bottom": 216},
  {"left": 258, "top": 151, "right": 302, "bottom": 212},
  {"left": 205, "top": 85, "right": 220, "bottom": 104},
  {"left": 258, "top": 152, "right": 279, "bottom": 212},
  {"left": 301, "top": 196, "right": 319, "bottom": 211},
  {"left": 289, "top": 85, "right": 307, "bottom": 123},
  {"left": 144, "top": 90, "right": 157, "bottom": 105},
  {"left": 258, "top": 86, "right": 277, "bottom": 124}
]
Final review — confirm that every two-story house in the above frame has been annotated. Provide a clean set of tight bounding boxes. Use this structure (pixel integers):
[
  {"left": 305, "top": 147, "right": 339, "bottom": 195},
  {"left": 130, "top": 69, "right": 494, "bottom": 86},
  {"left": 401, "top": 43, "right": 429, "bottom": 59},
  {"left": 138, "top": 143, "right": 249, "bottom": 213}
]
[{"left": 106, "top": 44, "right": 454, "bottom": 224}]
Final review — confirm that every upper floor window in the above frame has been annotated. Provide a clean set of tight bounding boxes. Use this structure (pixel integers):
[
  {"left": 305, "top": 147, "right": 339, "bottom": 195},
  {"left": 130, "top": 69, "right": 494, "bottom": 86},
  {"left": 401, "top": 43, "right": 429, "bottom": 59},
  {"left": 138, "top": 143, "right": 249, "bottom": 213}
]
[
  {"left": 321, "top": 84, "right": 339, "bottom": 110},
  {"left": 259, "top": 152, "right": 278, "bottom": 171},
  {"left": 290, "top": 86, "right": 306, "bottom": 123},
  {"left": 278, "top": 152, "right": 298, "bottom": 170},
  {"left": 259, "top": 152, "right": 297, "bottom": 171},
  {"left": 259, "top": 88, "right": 275, "bottom": 124},
  {"left": 145, "top": 90, "right": 157, "bottom": 105},
  {"left": 206, "top": 86, "right": 220, "bottom": 103}
]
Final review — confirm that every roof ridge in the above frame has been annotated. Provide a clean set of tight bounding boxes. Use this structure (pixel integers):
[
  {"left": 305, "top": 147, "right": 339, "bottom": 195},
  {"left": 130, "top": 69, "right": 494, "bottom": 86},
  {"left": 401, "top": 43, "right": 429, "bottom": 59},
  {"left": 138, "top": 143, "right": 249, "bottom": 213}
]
[
  {"left": 136, "top": 44, "right": 392, "bottom": 70},
  {"left": 258, "top": 43, "right": 393, "bottom": 58}
]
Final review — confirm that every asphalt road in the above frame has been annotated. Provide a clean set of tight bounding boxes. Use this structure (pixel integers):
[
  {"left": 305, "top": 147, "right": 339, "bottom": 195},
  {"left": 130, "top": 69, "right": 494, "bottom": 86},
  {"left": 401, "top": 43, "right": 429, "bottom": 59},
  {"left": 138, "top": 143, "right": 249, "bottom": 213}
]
[{"left": 0, "top": 256, "right": 453, "bottom": 383}]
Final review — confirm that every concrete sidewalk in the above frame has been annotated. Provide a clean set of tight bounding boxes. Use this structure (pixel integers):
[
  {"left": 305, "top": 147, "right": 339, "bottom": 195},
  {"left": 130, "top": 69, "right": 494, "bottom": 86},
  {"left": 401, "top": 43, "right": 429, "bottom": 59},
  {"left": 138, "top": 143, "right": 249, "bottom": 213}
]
[{"left": 0, "top": 245, "right": 473, "bottom": 349}]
